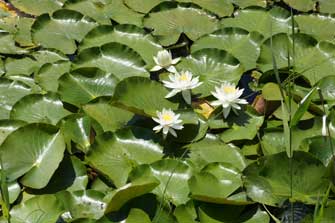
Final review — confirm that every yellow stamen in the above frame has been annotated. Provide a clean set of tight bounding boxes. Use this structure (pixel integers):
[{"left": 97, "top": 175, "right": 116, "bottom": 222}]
[
  {"left": 223, "top": 86, "right": 236, "bottom": 94},
  {"left": 179, "top": 73, "right": 188, "bottom": 81},
  {"left": 162, "top": 114, "right": 173, "bottom": 122}
]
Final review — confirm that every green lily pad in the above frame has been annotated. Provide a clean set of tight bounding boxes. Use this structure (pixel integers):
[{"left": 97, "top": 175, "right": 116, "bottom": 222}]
[
  {"left": 244, "top": 151, "right": 329, "bottom": 206},
  {"left": 0, "top": 120, "right": 26, "bottom": 145},
  {"left": 10, "top": 194, "right": 64, "bottom": 223},
  {"left": 220, "top": 109, "right": 264, "bottom": 142},
  {"left": 0, "top": 78, "right": 32, "bottom": 119},
  {"left": 35, "top": 61, "right": 72, "bottom": 92},
  {"left": 174, "top": 202, "right": 197, "bottom": 223},
  {"left": 58, "top": 68, "right": 119, "bottom": 107},
  {"left": 4, "top": 57, "right": 38, "bottom": 76},
  {"left": 319, "top": 0, "right": 335, "bottom": 13},
  {"left": 104, "top": 177, "right": 159, "bottom": 212},
  {"left": 86, "top": 128, "right": 163, "bottom": 187},
  {"left": 14, "top": 17, "right": 35, "bottom": 47},
  {"left": 295, "top": 14, "right": 335, "bottom": 42},
  {"left": 262, "top": 82, "right": 282, "bottom": 101},
  {"left": 125, "top": 208, "right": 152, "bottom": 223},
  {"left": 187, "top": 135, "right": 247, "bottom": 171},
  {"left": 189, "top": 162, "right": 244, "bottom": 204},
  {"left": 32, "top": 9, "right": 98, "bottom": 54},
  {"left": 231, "top": 0, "right": 267, "bottom": 8},
  {"left": 192, "top": 27, "right": 264, "bottom": 71},
  {"left": 0, "top": 124, "right": 65, "bottom": 189},
  {"left": 113, "top": 77, "right": 178, "bottom": 116},
  {"left": 10, "top": 93, "right": 71, "bottom": 125},
  {"left": 177, "top": 48, "right": 244, "bottom": 97},
  {"left": 108, "top": 0, "right": 144, "bottom": 27},
  {"left": 317, "top": 75, "right": 335, "bottom": 102},
  {"left": 0, "top": 32, "right": 28, "bottom": 54},
  {"left": 220, "top": 7, "right": 294, "bottom": 39},
  {"left": 10, "top": 0, "right": 66, "bottom": 15},
  {"left": 80, "top": 24, "right": 163, "bottom": 67},
  {"left": 258, "top": 33, "right": 335, "bottom": 85},
  {"left": 179, "top": 0, "right": 234, "bottom": 17},
  {"left": 130, "top": 159, "right": 193, "bottom": 206},
  {"left": 60, "top": 115, "right": 91, "bottom": 153},
  {"left": 32, "top": 49, "right": 68, "bottom": 64},
  {"left": 83, "top": 97, "right": 134, "bottom": 132},
  {"left": 0, "top": 181, "right": 21, "bottom": 204},
  {"left": 60, "top": 190, "right": 106, "bottom": 220},
  {"left": 144, "top": 2, "right": 218, "bottom": 46},
  {"left": 73, "top": 42, "right": 149, "bottom": 80},
  {"left": 283, "top": 0, "right": 315, "bottom": 12},
  {"left": 306, "top": 136, "right": 335, "bottom": 166},
  {"left": 64, "top": 0, "right": 112, "bottom": 24}
]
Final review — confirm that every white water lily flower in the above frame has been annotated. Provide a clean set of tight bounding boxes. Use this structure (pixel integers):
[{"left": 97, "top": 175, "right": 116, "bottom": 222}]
[
  {"left": 162, "top": 71, "right": 202, "bottom": 100},
  {"left": 152, "top": 108, "right": 184, "bottom": 137},
  {"left": 211, "top": 82, "right": 248, "bottom": 118},
  {"left": 151, "top": 49, "right": 180, "bottom": 72}
]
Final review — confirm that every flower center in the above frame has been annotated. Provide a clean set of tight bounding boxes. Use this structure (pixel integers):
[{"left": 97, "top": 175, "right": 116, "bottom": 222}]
[
  {"left": 179, "top": 73, "right": 188, "bottom": 81},
  {"left": 162, "top": 114, "right": 173, "bottom": 122},
  {"left": 222, "top": 86, "right": 236, "bottom": 94}
]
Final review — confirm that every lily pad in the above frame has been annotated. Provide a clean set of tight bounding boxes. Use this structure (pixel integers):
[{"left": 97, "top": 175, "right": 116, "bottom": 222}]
[
  {"left": 130, "top": 159, "right": 193, "bottom": 206},
  {"left": 10, "top": 93, "right": 71, "bottom": 125},
  {"left": 80, "top": 24, "right": 163, "bottom": 67},
  {"left": 10, "top": 0, "right": 66, "bottom": 15},
  {"left": 283, "top": 0, "right": 315, "bottom": 12},
  {"left": 231, "top": 0, "right": 267, "bottom": 8},
  {"left": 58, "top": 68, "right": 119, "bottom": 107},
  {"left": 258, "top": 33, "right": 335, "bottom": 85},
  {"left": 83, "top": 97, "right": 134, "bottom": 132},
  {"left": 0, "top": 124, "right": 65, "bottom": 189},
  {"left": 4, "top": 57, "right": 38, "bottom": 76},
  {"left": 319, "top": 0, "right": 335, "bottom": 13},
  {"left": 32, "top": 9, "right": 98, "bottom": 54},
  {"left": 126, "top": 208, "right": 152, "bottom": 223},
  {"left": 0, "top": 32, "right": 28, "bottom": 54},
  {"left": 113, "top": 77, "right": 178, "bottom": 116},
  {"left": 10, "top": 194, "right": 64, "bottom": 223},
  {"left": 144, "top": 2, "right": 218, "bottom": 46},
  {"left": 0, "top": 78, "right": 32, "bottom": 119},
  {"left": 220, "top": 7, "right": 294, "bottom": 39},
  {"left": 86, "top": 128, "right": 163, "bottom": 187},
  {"left": 177, "top": 48, "right": 244, "bottom": 97},
  {"left": 73, "top": 42, "right": 149, "bottom": 80},
  {"left": 0, "top": 181, "right": 21, "bottom": 204},
  {"left": 179, "top": 0, "right": 234, "bottom": 17},
  {"left": 192, "top": 27, "right": 264, "bottom": 70},
  {"left": 0, "top": 120, "right": 26, "bottom": 145},
  {"left": 244, "top": 151, "right": 329, "bottom": 206}
]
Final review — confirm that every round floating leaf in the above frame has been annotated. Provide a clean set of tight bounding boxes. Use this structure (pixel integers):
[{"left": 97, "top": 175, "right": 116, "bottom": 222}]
[
  {"left": 64, "top": 0, "right": 112, "bottom": 24},
  {"left": 124, "top": 0, "right": 163, "bottom": 13},
  {"left": 179, "top": 0, "right": 234, "bottom": 17},
  {"left": 60, "top": 190, "right": 106, "bottom": 220},
  {"left": 220, "top": 7, "right": 294, "bottom": 39},
  {"left": 283, "top": 0, "right": 315, "bottom": 12},
  {"left": 10, "top": 195, "right": 64, "bottom": 223},
  {"left": 0, "top": 181, "right": 21, "bottom": 204},
  {"left": 0, "top": 124, "right": 65, "bottom": 189},
  {"left": 0, "top": 32, "right": 28, "bottom": 54},
  {"left": 144, "top": 2, "right": 218, "bottom": 46},
  {"left": 189, "top": 162, "right": 244, "bottom": 204},
  {"left": 174, "top": 202, "right": 197, "bottom": 223},
  {"left": 231, "top": 0, "right": 267, "bottom": 8},
  {"left": 35, "top": 61, "right": 71, "bottom": 92},
  {"left": 10, "top": 0, "right": 66, "bottom": 15},
  {"left": 113, "top": 77, "right": 178, "bottom": 116},
  {"left": 109, "top": 0, "right": 144, "bottom": 27},
  {"left": 0, "top": 78, "right": 32, "bottom": 119},
  {"left": 177, "top": 48, "right": 244, "bottom": 97},
  {"left": 130, "top": 159, "right": 193, "bottom": 206},
  {"left": 126, "top": 209, "right": 152, "bottom": 223},
  {"left": 10, "top": 93, "right": 71, "bottom": 125},
  {"left": 104, "top": 177, "right": 159, "bottom": 212},
  {"left": 188, "top": 135, "right": 247, "bottom": 171},
  {"left": 319, "top": 0, "right": 335, "bottom": 13},
  {"left": 295, "top": 14, "right": 335, "bottom": 42},
  {"left": 192, "top": 27, "right": 264, "bottom": 70},
  {"left": 317, "top": 76, "right": 335, "bottom": 102},
  {"left": 220, "top": 109, "right": 264, "bottom": 142},
  {"left": 307, "top": 136, "right": 335, "bottom": 166},
  {"left": 58, "top": 68, "right": 119, "bottom": 107},
  {"left": 73, "top": 42, "right": 149, "bottom": 80},
  {"left": 60, "top": 115, "right": 91, "bottom": 153},
  {"left": 80, "top": 24, "right": 163, "bottom": 67},
  {"left": 4, "top": 57, "right": 38, "bottom": 76},
  {"left": 32, "top": 9, "right": 98, "bottom": 54},
  {"left": 86, "top": 128, "right": 163, "bottom": 187},
  {"left": 262, "top": 82, "right": 282, "bottom": 101},
  {"left": 14, "top": 17, "right": 35, "bottom": 47},
  {"left": 244, "top": 151, "right": 329, "bottom": 206},
  {"left": 258, "top": 33, "right": 335, "bottom": 85},
  {"left": 32, "top": 49, "right": 68, "bottom": 64},
  {"left": 0, "top": 120, "right": 26, "bottom": 145}
]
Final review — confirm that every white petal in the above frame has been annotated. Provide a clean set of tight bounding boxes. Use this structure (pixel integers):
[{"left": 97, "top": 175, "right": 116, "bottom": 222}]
[
  {"left": 152, "top": 117, "right": 161, "bottom": 123},
  {"left": 153, "top": 125, "right": 162, "bottom": 131},
  {"left": 171, "top": 57, "right": 181, "bottom": 64},
  {"left": 237, "top": 99, "right": 248, "bottom": 104},
  {"left": 211, "top": 100, "right": 222, "bottom": 106},
  {"left": 165, "top": 89, "right": 180, "bottom": 98},
  {"left": 223, "top": 106, "right": 231, "bottom": 119},
  {"left": 163, "top": 126, "right": 169, "bottom": 135},
  {"left": 231, "top": 103, "right": 241, "bottom": 110},
  {"left": 172, "top": 124, "right": 184, "bottom": 130},
  {"left": 169, "top": 128, "right": 177, "bottom": 137},
  {"left": 167, "top": 66, "right": 177, "bottom": 73},
  {"left": 150, "top": 65, "right": 162, "bottom": 71}
]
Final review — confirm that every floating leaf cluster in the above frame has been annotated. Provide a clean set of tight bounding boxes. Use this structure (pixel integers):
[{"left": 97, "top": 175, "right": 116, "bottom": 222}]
[{"left": 0, "top": 0, "right": 335, "bottom": 222}]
